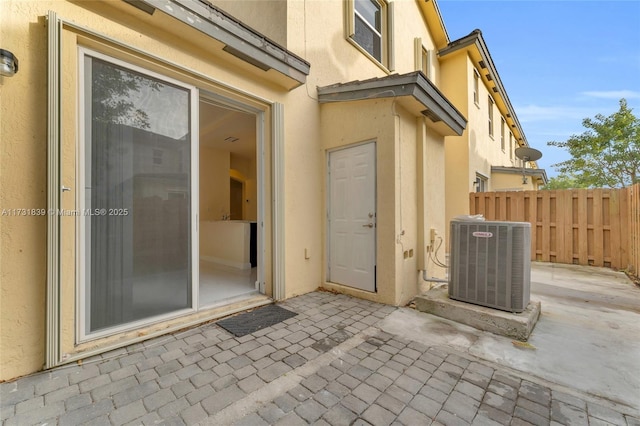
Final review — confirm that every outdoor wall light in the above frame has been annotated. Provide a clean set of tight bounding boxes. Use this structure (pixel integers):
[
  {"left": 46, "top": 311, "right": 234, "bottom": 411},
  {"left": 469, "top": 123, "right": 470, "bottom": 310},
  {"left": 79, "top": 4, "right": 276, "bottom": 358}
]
[{"left": 0, "top": 49, "right": 19, "bottom": 77}]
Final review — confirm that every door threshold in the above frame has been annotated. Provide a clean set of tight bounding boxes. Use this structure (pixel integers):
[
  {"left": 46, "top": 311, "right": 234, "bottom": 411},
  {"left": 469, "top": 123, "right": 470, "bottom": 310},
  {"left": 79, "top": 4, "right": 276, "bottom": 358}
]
[{"left": 199, "top": 290, "right": 263, "bottom": 310}]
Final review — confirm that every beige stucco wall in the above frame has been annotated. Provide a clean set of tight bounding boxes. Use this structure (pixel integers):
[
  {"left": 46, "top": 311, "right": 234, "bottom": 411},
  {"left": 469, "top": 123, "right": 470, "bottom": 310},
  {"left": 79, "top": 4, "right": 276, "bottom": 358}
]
[
  {"left": 1, "top": 0, "right": 453, "bottom": 380},
  {"left": 208, "top": 0, "right": 288, "bottom": 47},
  {"left": 1, "top": 0, "right": 51, "bottom": 381},
  {"left": 491, "top": 172, "right": 542, "bottom": 192},
  {"left": 319, "top": 99, "right": 448, "bottom": 306},
  {"left": 319, "top": 100, "right": 397, "bottom": 305},
  {"left": 441, "top": 52, "right": 472, "bottom": 229},
  {"left": 0, "top": 0, "right": 289, "bottom": 380}
]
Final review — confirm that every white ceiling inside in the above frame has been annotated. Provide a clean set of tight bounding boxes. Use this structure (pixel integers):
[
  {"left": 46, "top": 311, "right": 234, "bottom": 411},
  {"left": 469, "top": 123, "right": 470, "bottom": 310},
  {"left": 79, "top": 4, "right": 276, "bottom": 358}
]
[{"left": 199, "top": 101, "right": 256, "bottom": 160}]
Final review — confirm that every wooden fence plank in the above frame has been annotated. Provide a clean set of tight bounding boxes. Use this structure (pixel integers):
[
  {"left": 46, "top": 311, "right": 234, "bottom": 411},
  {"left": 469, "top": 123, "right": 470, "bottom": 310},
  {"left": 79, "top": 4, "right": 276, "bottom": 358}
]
[
  {"left": 467, "top": 186, "right": 638, "bottom": 273},
  {"left": 513, "top": 191, "right": 524, "bottom": 222},
  {"left": 610, "top": 189, "right": 621, "bottom": 269},
  {"left": 620, "top": 184, "right": 640, "bottom": 275},
  {"left": 541, "top": 191, "right": 551, "bottom": 262},
  {"left": 593, "top": 189, "right": 604, "bottom": 266},
  {"left": 528, "top": 192, "right": 538, "bottom": 260},
  {"left": 631, "top": 184, "right": 640, "bottom": 274},
  {"left": 564, "top": 190, "right": 574, "bottom": 264},
  {"left": 554, "top": 190, "right": 564, "bottom": 263},
  {"left": 577, "top": 190, "right": 589, "bottom": 265}
]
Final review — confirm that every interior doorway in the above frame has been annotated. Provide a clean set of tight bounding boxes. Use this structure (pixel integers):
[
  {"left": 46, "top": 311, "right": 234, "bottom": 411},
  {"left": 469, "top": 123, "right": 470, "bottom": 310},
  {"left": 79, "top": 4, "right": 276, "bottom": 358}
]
[{"left": 198, "top": 98, "right": 261, "bottom": 307}]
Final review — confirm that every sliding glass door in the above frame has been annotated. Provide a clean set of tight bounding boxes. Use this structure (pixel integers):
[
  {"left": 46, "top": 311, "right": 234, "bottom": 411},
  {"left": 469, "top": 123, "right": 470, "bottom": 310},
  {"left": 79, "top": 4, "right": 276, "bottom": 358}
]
[{"left": 80, "top": 49, "right": 196, "bottom": 337}]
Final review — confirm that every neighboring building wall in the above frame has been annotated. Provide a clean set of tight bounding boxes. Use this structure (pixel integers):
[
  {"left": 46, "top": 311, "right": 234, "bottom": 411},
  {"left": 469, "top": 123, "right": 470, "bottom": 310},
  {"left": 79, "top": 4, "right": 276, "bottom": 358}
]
[
  {"left": 491, "top": 172, "right": 541, "bottom": 192},
  {"left": 441, "top": 51, "right": 472, "bottom": 229},
  {"left": 441, "top": 48, "right": 539, "bottom": 239}
]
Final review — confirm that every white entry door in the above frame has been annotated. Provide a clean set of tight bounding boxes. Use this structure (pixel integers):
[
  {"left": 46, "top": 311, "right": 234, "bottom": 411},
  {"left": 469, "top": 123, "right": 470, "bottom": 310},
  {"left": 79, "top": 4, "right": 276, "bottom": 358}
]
[{"left": 328, "top": 142, "right": 376, "bottom": 292}]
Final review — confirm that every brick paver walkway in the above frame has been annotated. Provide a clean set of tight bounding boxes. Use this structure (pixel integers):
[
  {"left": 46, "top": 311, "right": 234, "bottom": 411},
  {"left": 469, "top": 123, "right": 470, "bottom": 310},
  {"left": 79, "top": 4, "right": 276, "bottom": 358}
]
[{"left": 1, "top": 292, "right": 638, "bottom": 425}]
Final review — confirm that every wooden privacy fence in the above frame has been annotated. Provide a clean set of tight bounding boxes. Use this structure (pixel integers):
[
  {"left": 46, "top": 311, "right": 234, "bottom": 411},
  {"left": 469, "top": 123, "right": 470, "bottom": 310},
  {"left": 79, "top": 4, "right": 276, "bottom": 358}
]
[{"left": 469, "top": 184, "right": 640, "bottom": 274}]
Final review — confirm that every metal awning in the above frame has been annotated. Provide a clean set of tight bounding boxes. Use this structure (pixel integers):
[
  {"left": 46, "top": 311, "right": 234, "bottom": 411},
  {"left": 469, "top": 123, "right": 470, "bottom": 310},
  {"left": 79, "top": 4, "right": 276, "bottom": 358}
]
[{"left": 317, "top": 71, "right": 467, "bottom": 136}]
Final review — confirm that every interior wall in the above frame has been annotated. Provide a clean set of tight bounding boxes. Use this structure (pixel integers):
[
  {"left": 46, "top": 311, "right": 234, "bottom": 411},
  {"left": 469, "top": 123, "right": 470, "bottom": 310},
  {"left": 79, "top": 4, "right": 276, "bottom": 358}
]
[
  {"left": 200, "top": 147, "right": 231, "bottom": 221},
  {"left": 230, "top": 154, "right": 258, "bottom": 221}
]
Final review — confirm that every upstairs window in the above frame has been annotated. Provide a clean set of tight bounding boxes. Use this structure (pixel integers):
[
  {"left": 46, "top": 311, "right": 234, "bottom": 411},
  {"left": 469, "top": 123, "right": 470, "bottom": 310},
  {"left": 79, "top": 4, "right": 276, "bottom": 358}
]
[
  {"left": 413, "top": 38, "right": 431, "bottom": 79},
  {"left": 500, "top": 118, "right": 505, "bottom": 151},
  {"left": 421, "top": 47, "right": 431, "bottom": 79},
  {"left": 354, "top": 0, "right": 383, "bottom": 61},
  {"left": 348, "top": 0, "right": 393, "bottom": 69},
  {"left": 473, "top": 69, "right": 479, "bottom": 105},
  {"left": 509, "top": 133, "right": 514, "bottom": 160},
  {"left": 488, "top": 96, "right": 494, "bottom": 137}
]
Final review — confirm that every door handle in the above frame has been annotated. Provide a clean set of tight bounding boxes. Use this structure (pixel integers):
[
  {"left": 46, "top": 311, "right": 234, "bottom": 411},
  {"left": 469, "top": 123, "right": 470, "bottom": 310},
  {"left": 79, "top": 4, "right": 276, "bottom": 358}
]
[{"left": 362, "top": 223, "right": 374, "bottom": 228}]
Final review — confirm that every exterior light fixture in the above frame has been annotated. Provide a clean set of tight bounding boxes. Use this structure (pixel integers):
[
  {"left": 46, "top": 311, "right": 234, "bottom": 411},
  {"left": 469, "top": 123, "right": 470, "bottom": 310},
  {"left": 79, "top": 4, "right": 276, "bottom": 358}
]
[{"left": 0, "top": 49, "right": 19, "bottom": 77}]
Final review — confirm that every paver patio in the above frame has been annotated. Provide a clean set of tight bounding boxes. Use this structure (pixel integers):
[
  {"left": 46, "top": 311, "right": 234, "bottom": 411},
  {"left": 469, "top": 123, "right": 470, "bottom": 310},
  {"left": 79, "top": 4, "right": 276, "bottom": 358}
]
[{"left": 1, "top": 291, "right": 638, "bottom": 425}]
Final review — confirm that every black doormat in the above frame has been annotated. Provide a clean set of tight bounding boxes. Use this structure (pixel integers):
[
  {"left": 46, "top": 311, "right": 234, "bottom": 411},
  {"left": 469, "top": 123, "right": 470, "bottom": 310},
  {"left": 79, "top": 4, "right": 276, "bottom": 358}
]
[{"left": 217, "top": 304, "right": 297, "bottom": 337}]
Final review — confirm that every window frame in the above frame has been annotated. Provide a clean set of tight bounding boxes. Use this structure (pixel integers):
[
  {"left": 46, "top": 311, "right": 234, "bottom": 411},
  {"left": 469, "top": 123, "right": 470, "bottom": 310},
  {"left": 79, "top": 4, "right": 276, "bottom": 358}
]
[
  {"left": 509, "top": 132, "right": 514, "bottom": 162},
  {"left": 475, "top": 173, "right": 488, "bottom": 193},
  {"left": 473, "top": 69, "right": 480, "bottom": 106},
  {"left": 346, "top": 0, "right": 394, "bottom": 71},
  {"left": 488, "top": 96, "right": 494, "bottom": 138},
  {"left": 77, "top": 46, "right": 200, "bottom": 342},
  {"left": 500, "top": 118, "right": 505, "bottom": 151},
  {"left": 421, "top": 46, "right": 431, "bottom": 79}
]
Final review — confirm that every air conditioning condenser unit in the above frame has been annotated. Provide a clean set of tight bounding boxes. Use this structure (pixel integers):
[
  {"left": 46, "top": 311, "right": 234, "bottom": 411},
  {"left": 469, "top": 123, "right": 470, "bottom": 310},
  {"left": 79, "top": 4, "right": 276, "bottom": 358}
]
[{"left": 449, "top": 220, "right": 531, "bottom": 313}]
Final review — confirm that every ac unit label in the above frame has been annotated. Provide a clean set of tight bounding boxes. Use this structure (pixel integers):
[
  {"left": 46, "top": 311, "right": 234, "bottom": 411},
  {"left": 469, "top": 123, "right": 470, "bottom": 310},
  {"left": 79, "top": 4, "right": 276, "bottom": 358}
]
[{"left": 472, "top": 231, "right": 493, "bottom": 238}]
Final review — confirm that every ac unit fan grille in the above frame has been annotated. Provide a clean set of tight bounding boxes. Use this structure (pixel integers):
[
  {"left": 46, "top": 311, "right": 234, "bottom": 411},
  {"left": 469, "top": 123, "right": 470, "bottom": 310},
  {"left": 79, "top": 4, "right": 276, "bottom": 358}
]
[{"left": 449, "top": 221, "right": 531, "bottom": 312}]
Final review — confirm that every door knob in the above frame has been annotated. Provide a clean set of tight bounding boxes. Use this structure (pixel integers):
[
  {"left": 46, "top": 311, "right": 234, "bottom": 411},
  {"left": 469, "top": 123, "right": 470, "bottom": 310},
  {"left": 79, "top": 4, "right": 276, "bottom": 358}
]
[{"left": 362, "top": 223, "right": 374, "bottom": 228}]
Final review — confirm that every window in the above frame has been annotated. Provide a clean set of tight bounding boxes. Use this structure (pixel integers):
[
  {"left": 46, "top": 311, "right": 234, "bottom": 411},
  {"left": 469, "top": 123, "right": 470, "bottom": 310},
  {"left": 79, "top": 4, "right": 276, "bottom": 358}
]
[
  {"left": 473, "top": 69, "right": 479, "bottom": 105},
  {"left": 509, "top": 133, "right": 514, "bottom": 160},
  {"left": 488, "top": 96, "right": 494, "bottom": 137},
  {"left": 153, "top": 149, "right": 163, "bottom": 165},
  {"left": 348, "top": 0, "right": 392, "bottom": 68},
  {"left": 414, "top": 38, "right": 430, "bottom": 79},
  {"left": 500, "top": 118, "right": 505, "bottom": 151},
  {"left": 475, "top": 173, "right": 488, "bottom": 192},
  {"left": 421, "top": 47, "right": 431, "bottom": 79}
]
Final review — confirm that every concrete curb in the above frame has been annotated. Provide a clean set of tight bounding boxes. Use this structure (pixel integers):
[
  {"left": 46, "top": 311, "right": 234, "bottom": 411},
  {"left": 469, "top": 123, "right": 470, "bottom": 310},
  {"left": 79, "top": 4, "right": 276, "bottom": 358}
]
[{"left": 414, "top": 287, "right": 541, "bottom": 341}]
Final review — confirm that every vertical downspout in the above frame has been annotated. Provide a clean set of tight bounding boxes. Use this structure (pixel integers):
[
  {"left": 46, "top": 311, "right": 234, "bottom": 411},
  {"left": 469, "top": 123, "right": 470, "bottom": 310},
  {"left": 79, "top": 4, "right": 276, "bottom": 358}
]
[
  {"left": 272, "top": 102, "right": 285, "bottom": 301},
  {"left": 417, "top": 117, "right": 427, "bottom": 273},
  {"left": 46, "top": 10, "right": 62, "bottom": 369}
]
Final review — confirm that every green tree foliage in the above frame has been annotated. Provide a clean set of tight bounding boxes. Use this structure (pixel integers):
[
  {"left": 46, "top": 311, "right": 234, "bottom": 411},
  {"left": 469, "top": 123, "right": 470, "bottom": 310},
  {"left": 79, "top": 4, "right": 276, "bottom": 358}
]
[
  {"left": 548, "top": 99, "right": 640, "bottom": 188},
  {"left": 92, "top": 58, "right": 158, "bottom": 129},
  {"left": 542, "top": 174, "right": 584, "bottom": 190}
]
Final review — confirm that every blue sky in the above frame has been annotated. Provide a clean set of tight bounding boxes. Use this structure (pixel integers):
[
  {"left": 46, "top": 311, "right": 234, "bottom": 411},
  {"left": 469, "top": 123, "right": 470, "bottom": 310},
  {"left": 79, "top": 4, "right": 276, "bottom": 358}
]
[{"left": 437, "top": 0, "right": 640, "bottom": 178}]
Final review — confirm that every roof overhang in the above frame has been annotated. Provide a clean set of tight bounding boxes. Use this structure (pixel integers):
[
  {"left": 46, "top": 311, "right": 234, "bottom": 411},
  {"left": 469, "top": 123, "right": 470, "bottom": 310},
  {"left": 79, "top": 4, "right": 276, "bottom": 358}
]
[
  {"left": 125, "top": 0, "right": 310, "bottom": 89},
  {"left": 439, "top": 30, "right": 529, "bottom": 149},
  {"left": 491, "top": 166, "right": 549, "bottom": 185},
  {"left": 317, "top": 71, "right": 467, "bottom": 136}
]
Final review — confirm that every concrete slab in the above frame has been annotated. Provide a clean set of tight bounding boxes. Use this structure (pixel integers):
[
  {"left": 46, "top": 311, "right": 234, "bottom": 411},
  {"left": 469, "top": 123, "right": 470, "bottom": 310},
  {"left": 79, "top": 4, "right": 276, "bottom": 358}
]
[
  {"left": 381, "top": 262, "right": 640, "bottom": 414},
  {"left": 414, "top": 286, "right": 541, "bottom": 341}
]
